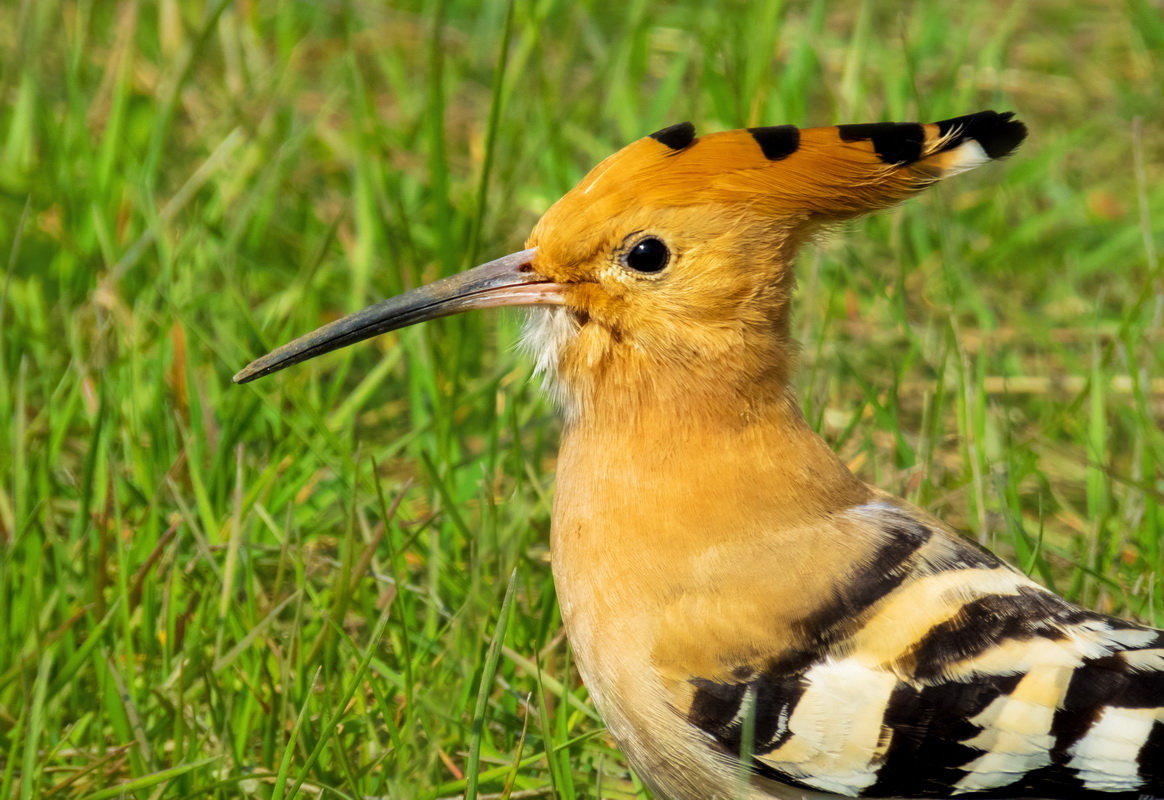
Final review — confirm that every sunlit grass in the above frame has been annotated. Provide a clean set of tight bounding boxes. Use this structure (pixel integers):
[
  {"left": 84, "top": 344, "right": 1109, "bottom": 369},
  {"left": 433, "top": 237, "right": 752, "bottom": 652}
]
[{"left": 0, "top": 0, "right": 1161, "bottom": 797}]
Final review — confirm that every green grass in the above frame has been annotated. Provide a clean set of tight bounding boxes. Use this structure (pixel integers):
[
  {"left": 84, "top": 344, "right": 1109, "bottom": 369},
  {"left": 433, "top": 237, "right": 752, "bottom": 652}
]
[{"left": 1, "top": 0, "right": 1162, "bottom": 797}]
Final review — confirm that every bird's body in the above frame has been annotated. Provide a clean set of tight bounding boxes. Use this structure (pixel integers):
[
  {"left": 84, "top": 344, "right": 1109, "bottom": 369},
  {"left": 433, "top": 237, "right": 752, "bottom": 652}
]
[
  {"left": 547, "top": 332, "right": 1164, "bottom": 800},
  {"left": 237, "top": 111, "right": 1164, "bottom": 800}
]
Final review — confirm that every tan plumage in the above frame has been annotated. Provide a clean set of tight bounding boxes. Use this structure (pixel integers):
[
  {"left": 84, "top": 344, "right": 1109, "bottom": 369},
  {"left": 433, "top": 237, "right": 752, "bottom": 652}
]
[{"left": 236, "top": 111, "right": 1164, "bottom": 800}]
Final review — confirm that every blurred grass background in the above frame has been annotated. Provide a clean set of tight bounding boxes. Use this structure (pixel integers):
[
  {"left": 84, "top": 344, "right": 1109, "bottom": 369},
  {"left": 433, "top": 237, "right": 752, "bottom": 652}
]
[{"left": 1, "top": 0, "right": 1161, "bottom": 797}]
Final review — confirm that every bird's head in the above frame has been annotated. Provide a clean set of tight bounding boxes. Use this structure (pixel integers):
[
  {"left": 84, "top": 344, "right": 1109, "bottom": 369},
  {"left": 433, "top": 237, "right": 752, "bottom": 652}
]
[{"left": 235, "top": 113, "right": 1025, "bottom": 421}]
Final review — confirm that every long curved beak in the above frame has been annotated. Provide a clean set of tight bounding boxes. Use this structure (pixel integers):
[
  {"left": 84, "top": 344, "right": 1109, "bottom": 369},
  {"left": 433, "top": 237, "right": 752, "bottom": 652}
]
[{"left": 233, "top": 248, "right": 562, "bottom": 384}]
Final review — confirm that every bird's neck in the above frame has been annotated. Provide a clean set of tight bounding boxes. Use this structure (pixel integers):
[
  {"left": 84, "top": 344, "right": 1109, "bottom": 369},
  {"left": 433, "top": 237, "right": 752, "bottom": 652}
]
[
  {"left": 556, "top": 373, "right": 870, "bottom": 529},
  {"left": 549, "top": 374, "right": 873, "bottom": 715}
]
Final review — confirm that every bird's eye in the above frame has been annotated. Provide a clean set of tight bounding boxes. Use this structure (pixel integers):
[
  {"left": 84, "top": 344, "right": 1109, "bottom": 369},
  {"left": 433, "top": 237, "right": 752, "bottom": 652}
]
[{"left": 623, "top": 237, "right": 670, "bottom": 274}]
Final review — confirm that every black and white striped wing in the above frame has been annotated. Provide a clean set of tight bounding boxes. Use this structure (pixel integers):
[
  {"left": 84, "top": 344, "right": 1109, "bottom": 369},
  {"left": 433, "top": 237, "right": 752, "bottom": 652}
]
[{"left": 685, "top": 504, "right": 1164, "bottom": 799}]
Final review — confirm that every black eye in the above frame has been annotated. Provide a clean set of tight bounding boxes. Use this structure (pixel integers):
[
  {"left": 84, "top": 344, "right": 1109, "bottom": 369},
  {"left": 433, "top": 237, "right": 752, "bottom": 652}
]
[{"left": 624, "top": 237, "right": 670, "bottom": 273}]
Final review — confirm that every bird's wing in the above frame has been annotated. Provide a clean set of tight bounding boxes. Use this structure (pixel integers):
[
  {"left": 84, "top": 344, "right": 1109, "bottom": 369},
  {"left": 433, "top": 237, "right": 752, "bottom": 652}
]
[{"left": 676, "top": 500, "right": 1164, "bottom": 799}]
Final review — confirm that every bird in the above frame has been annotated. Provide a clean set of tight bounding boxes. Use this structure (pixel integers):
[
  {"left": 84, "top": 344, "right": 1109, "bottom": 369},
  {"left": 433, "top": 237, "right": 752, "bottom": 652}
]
[{"left": 235, "top": 111, "right": 1164, "bottom": 800}]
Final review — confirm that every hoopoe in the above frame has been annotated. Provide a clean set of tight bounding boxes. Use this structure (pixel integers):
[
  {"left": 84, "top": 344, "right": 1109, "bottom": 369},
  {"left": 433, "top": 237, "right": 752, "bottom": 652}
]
[{"left": 236, "top": 111, "right": 1164, "bottom": 800}]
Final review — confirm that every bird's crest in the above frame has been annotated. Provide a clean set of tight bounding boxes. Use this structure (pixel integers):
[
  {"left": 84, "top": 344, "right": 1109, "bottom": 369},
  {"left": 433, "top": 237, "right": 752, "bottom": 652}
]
[{"left": 562, "top": 111, "right": 1026, "bottom": 224}]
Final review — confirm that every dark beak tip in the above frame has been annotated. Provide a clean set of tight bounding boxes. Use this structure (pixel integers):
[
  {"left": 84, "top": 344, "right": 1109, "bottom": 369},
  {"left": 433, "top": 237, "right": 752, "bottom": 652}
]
[{"left": 232, "top": 363, "right": 266, "bottom": 384}]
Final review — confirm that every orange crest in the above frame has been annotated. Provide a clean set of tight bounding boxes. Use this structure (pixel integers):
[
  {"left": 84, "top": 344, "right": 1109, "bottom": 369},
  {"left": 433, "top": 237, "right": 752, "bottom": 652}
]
[{"left": 530, "top": 111, "right": 1026, "bottom": 268}]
